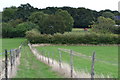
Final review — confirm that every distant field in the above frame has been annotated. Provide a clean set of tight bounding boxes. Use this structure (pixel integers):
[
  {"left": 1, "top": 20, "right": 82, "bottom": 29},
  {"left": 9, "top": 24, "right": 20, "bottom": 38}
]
[
  {"left": 0, "top": 38, "right": 25, "bottom": 58},
  {"left": 15, "top": 46, "right": 62, "bottom": 78},
  {"left": 35, "top": 45, "right": 118, "bottom": 78},
  {"left": 72, "top": 28, "right": 91, "bottom": 32},
  {"left": 1, "top": 38, "right": 26, "bottom": 53}
]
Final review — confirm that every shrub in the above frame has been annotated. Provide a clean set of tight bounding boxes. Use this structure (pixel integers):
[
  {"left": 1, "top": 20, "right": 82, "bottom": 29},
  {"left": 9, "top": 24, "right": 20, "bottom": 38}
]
[
  {"left": 92, "top": 16, "right": 116, "bottom": 33},
  {"left": 2, "top": 22, "right": 38, "bottom": 38},
  {"left": 112, "top": 26, "right": 120, "bottom": 34},
  {"left": 15, "top": 22, "right": 38, "bottom": 37},
  {"left": 26, "top": 31, "right": 119, "bottom": 44}
]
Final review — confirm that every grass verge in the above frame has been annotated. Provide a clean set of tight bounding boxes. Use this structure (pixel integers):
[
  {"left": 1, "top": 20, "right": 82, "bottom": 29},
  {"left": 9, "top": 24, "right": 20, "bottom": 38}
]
[{"left": 15, "top": 45, "right": 62, "bottom": 78}]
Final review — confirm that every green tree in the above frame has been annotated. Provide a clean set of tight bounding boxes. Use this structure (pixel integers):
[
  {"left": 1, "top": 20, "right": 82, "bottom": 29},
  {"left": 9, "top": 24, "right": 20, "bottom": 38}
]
[
  {"left": 15, "top": 22, "right": 38, "bottom": 37},
  {"left": 2, "top": 6, "right": 17, "bottom": 22},
  {"left": 14, "top": 3, "right": 38, "bottom": 21},
  {"left": 102, "top": 12, "right": 115, "bottom": 20},
  {"left": 92, "top": 16, "right": 116, "bottom": 33},
  {"left": 29, "top": 11, "right": 49, "bottom": 34},
  {"left": 7, "top": 19, "right": 23, "bottom": 28},
  {"left": 29, "top": 10, "right": 71, "bottom": 34},
  {"left": 55, "top": 9, "right": 74, "bottom": 32}
]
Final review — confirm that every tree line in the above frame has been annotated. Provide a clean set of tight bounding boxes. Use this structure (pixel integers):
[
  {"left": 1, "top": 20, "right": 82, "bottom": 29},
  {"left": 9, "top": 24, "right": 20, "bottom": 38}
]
[
  {"left": 1, "top": 3, "right": 120, "bottom": 37},
  {"left": 2, "top": 3, "right": 120, "bottom": 28}
]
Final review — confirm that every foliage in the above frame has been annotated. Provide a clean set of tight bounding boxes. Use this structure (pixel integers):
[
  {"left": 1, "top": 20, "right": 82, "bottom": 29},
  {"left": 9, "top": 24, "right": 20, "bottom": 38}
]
[
  {"left": 2, "top": 3, "right": 120, "bottom": 28},
  {"left": 26, "top": 30, "right": 119, "bottom": 44},
  {"left": 2, "top": 6, "right": 17, "bottom": 22},
  {"left": 55, "top": 9, "right": 74, "bottom": 32},
  {"left": 7, "top": 19, "right": 23, "bottom": 28},
  {"left": 2, "top": 22, "right": 37, "bottom": 37},
  {"left": 14, "top": 3, "right": 38, "bottom": 21},
  {"left": 15, "top": 22, "right": 38, "bottom": 37},
  {"left": 2, "top": 3, "right": 120, "bottom": 38},
  {"left": 92, "top": 16, "right": 116, "bottom": 33},
  {"left": 115, "top": 20, "right": 120, "bottom": 25},
  {"left": 102, "top": 12, "right": 115, "bottom": 20},
  {"left": 2, "top": 22, "right": 14, "bottom": 38},
  {"left": 29, "top": 11, "right": 50, "bottom": 34},
  {"left": 29, "top": 10, "right": 74, "bottom": 34},
  {"left": 112, "top": 26, "right": 120, "bottom": 34}
]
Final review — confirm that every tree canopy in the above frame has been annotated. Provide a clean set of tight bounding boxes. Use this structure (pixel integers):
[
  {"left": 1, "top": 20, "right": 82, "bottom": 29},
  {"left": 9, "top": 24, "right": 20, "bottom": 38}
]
[
  {"left": 2, "top": 3, "right": 120, "bottom": 28},
  {"left": 29, "top": 9, "right": 74, "bottom": 34},
  {"left": 92, "top": 16, "right": 116, "bottom": 33}
]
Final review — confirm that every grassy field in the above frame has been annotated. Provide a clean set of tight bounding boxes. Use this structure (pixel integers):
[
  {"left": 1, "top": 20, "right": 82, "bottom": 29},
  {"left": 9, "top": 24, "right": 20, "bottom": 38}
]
[
  {"left": 1, "top": 38, "right": 26, "bottom": 53},
  {"left": 15, "top": 45, "right": 62, "bottom": 78},
  {"left": 35, "top": 45, "right": 118, "bottom": 78},
  {"left": 72, "top": 28, "right": 91, "bottom": 32}
]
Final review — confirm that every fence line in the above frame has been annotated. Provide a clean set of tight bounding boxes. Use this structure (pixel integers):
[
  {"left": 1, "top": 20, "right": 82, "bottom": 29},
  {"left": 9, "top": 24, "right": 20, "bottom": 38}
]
[
  {"left": 29, "top": 43, "right": 106, "bottom": 78},
  {"left": 0, "top": 45, "right": 22, "bottom": 80},
  {"left": 70, "top": 50, "right": 73, "bottom": 78},
  {"left": 91, "top": 52, "right": 96, "bottom": 80},
  {"left": 58, "top": 48, "right": 96, "bottom": 78},
  {"left": 58, "top": 48, "right": 118, "bottom": 65}
]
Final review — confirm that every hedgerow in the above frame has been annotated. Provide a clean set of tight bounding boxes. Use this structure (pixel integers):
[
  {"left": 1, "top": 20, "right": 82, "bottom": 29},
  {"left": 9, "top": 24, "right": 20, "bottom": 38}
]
[{"left": 26, "top": 30, "right": 119, "bottom": 44}]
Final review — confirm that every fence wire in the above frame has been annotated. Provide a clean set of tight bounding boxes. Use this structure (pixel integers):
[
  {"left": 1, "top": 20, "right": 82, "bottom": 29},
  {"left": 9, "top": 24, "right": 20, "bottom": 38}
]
[
  {"left": 0, "top": 45, "right": 22, "bottom": 79},
  {"left": 58, "top": 48, "right": 118, "bottom": 66}
]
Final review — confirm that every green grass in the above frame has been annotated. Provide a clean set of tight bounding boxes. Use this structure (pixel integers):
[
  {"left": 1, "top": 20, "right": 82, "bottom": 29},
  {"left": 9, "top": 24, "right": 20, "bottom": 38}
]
[
  {"left": 35, "top": 45, "right": 118, "bottom": 78},
  {"left": 1, "top": 38, "right": 26, "bottom": 53},
  {"left": 72, "top": 28, "right": 91, "bottom": 32},
  {"left": 15, "top": 45, "right": 62, "bottom": 78}
]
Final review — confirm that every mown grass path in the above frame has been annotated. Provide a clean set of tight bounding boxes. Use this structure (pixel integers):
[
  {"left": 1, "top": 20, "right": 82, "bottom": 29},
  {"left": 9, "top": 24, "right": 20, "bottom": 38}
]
[{"left": 15, "top": 46, "right": 62, "bottom": 78}]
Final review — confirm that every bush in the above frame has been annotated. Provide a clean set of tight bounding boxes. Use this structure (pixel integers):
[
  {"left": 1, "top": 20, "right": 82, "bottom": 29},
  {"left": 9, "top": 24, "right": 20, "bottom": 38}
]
[
  {"left": 26, "top": 31, "right": 119, "bottom": 44},
  {"left": 2, "top": 22, "right": 38, "bottom": 38},
  {"left": 15, "top": 22, "right": 38, "bottom": 37},
  {"left": 92, "top": 16, "right": 116, "bottom": 33},
  {"left": 2, "top": 22, "right": 15, "bottom": 38},
  {"left": 112, "top": 26, "right": 120, "bottom": 34}
]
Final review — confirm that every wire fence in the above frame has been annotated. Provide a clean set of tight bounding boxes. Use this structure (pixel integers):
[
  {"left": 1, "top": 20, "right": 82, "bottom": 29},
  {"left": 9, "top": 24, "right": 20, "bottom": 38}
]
[
  {"left": 30, "top": 44, "right": 118, "bottom": 78},
  {"left": 58, "top": 48, "right": 118, "bottom": 66},
  {"left": 29, "top": 43, "right": 104, "bottom": 78},
  {"left": 0, "top": 45, "right": 22, "bottom": 80}
]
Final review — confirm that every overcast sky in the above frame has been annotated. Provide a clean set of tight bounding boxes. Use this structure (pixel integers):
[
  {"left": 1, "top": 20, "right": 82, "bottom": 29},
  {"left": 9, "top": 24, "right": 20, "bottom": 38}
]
[{"left": 0, "top": 0, "right": 120, "bottom": 11}]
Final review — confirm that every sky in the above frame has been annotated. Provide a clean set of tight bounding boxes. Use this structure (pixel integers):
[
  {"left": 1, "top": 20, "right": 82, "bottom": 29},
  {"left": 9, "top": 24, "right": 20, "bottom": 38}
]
[{"left": 0, "top": 0, "right": 120, "bottom": 11}]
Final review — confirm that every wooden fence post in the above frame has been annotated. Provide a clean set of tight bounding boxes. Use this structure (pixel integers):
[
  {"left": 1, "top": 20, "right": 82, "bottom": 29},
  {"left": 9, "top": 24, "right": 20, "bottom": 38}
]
[
  {"left": 43, "top": 50, "right": 45, "bottom": 61},
  {"left": 40, "top": 50, "right": 43, "bottom": 60},
  {"left": 58, "top": 49, "right": 62, "bottom": 68},
  {"left": 10, "top": 50, "right": 13, "bottom": 70},
  {"left": 42, "top": 51, "right": 45, "bottom": 61},
  {"left": 52, "top": 51, "right": 54, "bottom": 64},
  {"left": 48, "top": 52, "right": 50, "bottom": 64},
  {"left": 91, "top": 51, "right": 96, "bottom": 80},
  {"left": 70, "top": 50, "right": 73, "bottom": 78},
  {"left": 5, "top": 49, "right": 8, "bottom": 80},
  {"left": 13, "top": 50, "right": 15, "bottom": 66}
]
